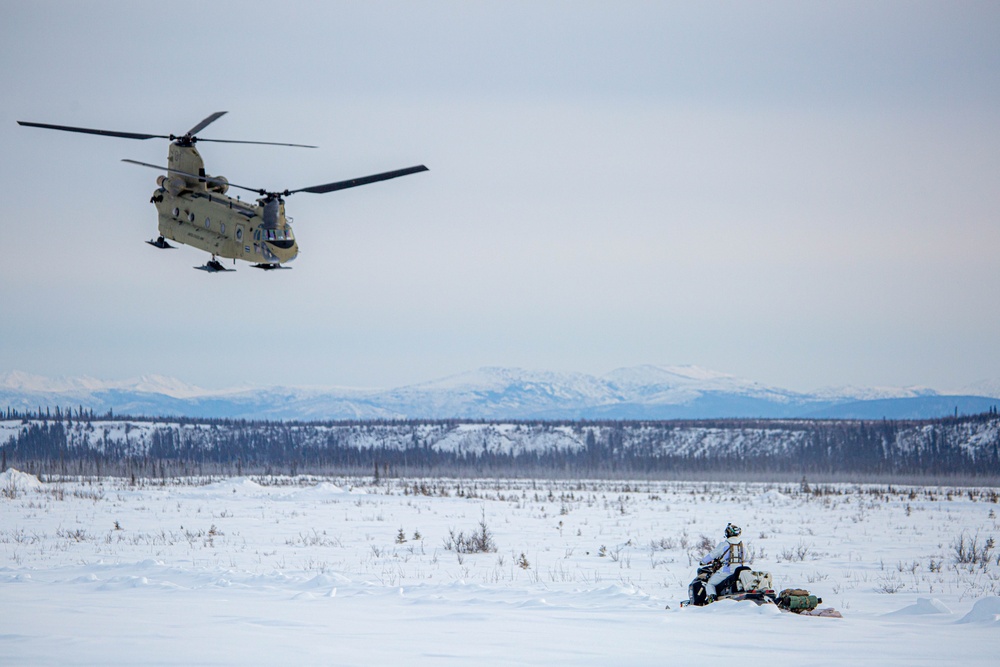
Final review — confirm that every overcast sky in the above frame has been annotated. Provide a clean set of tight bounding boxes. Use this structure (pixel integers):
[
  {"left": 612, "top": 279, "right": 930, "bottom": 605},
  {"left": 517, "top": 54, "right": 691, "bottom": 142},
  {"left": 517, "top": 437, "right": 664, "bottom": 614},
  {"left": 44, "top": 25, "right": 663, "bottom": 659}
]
[{"left": 2, "top": 1, "right": 998, "bottom": 393}]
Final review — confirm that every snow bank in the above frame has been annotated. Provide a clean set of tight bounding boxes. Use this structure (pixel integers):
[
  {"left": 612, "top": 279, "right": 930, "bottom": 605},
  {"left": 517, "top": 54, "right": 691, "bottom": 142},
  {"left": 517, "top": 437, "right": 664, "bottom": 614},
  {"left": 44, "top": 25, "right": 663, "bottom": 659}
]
[
  {"left": 0, "top": 468, "right": 43, "bottom": 492},
  {"left": 757, "top": 489, "right": 793, "bottom": 505},
  {"left": 957, "top": 597, "right": 1000, "bottom": 625},
  {"left": 283, "top": 482, "right": 348, "bottom": 501},
  {"left": 199, "top": 478, "right": 266, "bottom": 496},
  {"left": 686, "top": 598, "right": 782, "bottom": 617},
  {"left": 885, "top": 597, "right": 952, "bottom": 616}
]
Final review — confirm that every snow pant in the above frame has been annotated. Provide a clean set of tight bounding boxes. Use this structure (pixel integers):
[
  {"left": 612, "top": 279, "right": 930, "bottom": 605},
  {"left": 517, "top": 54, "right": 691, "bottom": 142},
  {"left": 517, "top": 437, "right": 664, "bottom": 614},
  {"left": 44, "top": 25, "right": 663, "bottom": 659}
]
[{"left": 705, "top": 569, "right": 731, "bottom": 598}]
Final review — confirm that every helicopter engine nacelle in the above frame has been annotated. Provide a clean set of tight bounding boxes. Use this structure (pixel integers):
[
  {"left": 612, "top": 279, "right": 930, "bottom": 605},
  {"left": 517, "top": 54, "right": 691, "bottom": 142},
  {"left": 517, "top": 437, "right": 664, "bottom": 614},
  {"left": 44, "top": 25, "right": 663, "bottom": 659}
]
[
  {"left": 206, "top": 175, "right": 229, "bottom": 194},
  {"left": 157, "top": 174, "right": 187, "bottom": 196}
]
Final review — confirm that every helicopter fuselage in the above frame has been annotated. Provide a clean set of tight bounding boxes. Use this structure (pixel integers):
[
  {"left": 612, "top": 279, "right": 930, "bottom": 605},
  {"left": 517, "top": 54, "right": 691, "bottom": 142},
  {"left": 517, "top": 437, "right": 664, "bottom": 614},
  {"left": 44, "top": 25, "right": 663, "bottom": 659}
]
[
  {"left": 151, "top": 143, "right": 297, "bottom": 268},
  {"left": 19, "top": 111, "right": 427, "bottom": 272}
]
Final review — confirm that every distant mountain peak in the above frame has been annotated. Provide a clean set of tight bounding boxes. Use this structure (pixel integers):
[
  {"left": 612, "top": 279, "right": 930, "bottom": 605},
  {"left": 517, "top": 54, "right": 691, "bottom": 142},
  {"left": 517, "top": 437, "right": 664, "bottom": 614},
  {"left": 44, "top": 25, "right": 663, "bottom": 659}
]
[
  {"left": 1, "top": 366, "right": 997, "bottom": 421},
  {"left": 604, "top": 364, "right": 741, "bottom": 386},
  {"left": 0, "top": 370, "right": 205, "bottom": 399},
  {"left": 813, "top": 384, "right": 940, "bottom": 401},
  {"left": 955, "top": 379, "right": 1000, "bottom": 400}
]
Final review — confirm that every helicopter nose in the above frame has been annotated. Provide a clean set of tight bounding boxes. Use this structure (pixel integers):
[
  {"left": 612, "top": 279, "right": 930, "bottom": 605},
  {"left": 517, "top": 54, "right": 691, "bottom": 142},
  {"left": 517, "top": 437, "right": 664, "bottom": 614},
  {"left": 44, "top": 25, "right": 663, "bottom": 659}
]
[
  {"left": 261, "top": 241, "right": 298, "bottom": 264},
  {"left": 260, "top": 243, "right": 281, "bottom": 263}
]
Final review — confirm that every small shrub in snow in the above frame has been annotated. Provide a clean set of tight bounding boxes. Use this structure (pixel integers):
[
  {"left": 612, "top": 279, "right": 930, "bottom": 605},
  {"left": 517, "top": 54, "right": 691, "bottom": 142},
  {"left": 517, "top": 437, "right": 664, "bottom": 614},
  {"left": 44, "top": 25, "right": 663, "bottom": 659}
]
[
  {"left": 443, "top": 511, "right": 497, "bottom": 554},
  {"left": 779, "top": 542, "right": 811, "bottom": 562},
  {"left": 953, "top": 532, "right": 995, "bottom": 567},
  {"left": 875, "top": 573, "right": 905, "bottom": 594},
  {"left": 650, "top": 537, "right": 677, "bottom": 551}
]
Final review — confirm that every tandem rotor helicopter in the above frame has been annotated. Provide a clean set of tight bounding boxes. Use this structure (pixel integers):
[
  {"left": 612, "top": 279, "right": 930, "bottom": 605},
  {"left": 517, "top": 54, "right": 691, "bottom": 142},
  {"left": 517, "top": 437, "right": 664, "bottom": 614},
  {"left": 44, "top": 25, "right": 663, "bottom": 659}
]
[{"left": 18, "top": 111, "right": 428, "bottom": 272}]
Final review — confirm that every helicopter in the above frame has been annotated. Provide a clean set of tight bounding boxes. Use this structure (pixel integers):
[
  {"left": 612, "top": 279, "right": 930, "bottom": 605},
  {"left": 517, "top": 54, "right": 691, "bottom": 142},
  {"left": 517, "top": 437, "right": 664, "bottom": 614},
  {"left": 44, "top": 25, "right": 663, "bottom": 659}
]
[{"left": 18, "top": 112, "right": 428, "bottom": 272}]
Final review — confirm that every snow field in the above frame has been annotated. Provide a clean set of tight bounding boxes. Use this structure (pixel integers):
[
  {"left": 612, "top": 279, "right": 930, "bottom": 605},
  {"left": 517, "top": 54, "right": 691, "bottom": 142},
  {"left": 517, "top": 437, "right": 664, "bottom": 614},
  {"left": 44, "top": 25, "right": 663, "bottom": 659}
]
[{"left": 2, "top": 470, "right": 999, "bottom": 665}]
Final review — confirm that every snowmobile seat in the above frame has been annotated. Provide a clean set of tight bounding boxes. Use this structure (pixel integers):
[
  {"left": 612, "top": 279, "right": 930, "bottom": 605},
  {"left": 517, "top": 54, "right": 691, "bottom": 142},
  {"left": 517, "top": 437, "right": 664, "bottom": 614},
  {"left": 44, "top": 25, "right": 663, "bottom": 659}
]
[{"left": 715, "top": 565, "right": 752, "bottom": 595}]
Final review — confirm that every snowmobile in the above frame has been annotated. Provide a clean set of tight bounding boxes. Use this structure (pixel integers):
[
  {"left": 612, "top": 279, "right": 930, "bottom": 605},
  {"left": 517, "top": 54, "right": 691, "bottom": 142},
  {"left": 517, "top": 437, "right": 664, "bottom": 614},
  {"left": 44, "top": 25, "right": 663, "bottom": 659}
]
[{"left": 681, "top": 563, "right": 825, "bottom": 614}]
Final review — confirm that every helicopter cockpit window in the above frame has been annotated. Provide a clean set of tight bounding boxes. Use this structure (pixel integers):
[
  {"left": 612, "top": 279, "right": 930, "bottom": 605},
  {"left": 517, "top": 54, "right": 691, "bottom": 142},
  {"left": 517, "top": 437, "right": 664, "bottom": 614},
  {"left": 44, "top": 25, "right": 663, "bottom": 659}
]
[
  {"left": 284, "top": 227, "right": 294, "bottom": 240},
  {"left": 267, "top": 229, "right": 276, "bottom": 241}
]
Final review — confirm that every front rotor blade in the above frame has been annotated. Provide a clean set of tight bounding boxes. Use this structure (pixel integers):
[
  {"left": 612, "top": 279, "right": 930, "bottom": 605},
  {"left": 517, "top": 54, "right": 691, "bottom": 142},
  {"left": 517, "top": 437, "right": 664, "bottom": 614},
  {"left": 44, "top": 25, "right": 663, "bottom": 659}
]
[
  {"left": 185, "top": 111, "right": 228, "bottom": 137},
  {"left": 196, "top": 138, "right": 318, "bottom": 148},
  {"left": 121, "top": 159, "right": 263, "bottom": 195},
  {"left": 18, "top": 121, "right": 168, "bottom": 141},
  {"left": 290, "top": 165, "right": 429, "bottom": 194}
]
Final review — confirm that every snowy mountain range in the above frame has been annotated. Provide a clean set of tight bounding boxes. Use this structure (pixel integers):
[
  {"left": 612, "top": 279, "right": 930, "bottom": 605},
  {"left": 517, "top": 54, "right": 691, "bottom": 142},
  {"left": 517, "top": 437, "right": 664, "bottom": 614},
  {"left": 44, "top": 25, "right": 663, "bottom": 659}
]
[{"left": 1, "top": 366, "right": 998, "bottom": 421}]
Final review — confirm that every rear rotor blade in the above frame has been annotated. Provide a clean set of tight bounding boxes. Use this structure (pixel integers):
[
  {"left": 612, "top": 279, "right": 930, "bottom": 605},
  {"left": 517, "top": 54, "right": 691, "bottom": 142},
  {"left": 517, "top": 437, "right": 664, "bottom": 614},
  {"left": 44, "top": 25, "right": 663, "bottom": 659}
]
[
  {"left": 17, "top": 121, "right": 168, "bottom": 141},
  {"left": 290, "top": 165, "right": 429, "bottom": 194},
  {"left": 122, "top": 159, "right": 429, "bottom": 199},
  {"left": 185, "top": 111, "right": 227, "bottom": 137}
]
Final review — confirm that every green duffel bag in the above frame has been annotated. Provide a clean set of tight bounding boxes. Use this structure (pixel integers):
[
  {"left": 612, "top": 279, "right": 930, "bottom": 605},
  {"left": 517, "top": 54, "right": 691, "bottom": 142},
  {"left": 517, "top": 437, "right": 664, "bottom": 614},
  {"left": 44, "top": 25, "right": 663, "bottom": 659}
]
[{"left": 782, "top": 594, "right": 820, "bottom": 611}]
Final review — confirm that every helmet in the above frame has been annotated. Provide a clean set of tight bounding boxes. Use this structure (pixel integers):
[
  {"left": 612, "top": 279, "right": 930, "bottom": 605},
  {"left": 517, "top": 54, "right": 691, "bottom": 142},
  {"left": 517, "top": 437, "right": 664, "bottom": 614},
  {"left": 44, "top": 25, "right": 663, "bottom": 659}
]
[{"left": 725, "top": 523, "right": 742, "bottom": 542}]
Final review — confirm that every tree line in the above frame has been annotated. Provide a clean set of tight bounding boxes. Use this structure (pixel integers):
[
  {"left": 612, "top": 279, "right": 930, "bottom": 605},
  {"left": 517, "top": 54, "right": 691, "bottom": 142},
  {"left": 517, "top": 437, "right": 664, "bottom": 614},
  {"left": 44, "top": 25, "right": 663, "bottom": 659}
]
[{"left": 2, "top": 410, "right": 999, "bottom": 480}]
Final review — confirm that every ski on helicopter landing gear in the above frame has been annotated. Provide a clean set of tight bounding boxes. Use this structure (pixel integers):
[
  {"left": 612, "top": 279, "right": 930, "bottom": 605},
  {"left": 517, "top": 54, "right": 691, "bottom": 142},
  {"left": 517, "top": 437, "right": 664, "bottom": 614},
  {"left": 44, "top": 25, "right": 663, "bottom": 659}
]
[
  {"left": 195, "top": 257, "right": 235, "bottom": 273},
  {"left": 147, "top": 236, "right": 176, "bottom": 249}
]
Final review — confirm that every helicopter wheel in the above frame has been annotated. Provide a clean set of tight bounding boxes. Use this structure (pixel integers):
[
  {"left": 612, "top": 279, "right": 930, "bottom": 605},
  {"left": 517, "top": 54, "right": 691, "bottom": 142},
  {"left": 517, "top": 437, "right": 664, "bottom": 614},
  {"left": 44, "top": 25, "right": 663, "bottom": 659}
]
[
  {"left": 146, "top": 236, "right": 175, "bottom": 249},
  {"left": 196, "top": 256, "right": 234, "bottom": 273}
]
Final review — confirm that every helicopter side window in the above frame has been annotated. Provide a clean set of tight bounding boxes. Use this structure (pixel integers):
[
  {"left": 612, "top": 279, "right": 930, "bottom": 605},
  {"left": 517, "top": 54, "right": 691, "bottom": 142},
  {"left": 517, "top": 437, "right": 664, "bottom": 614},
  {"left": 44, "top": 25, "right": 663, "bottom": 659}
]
[
  {"left": 220, "top": 222, "right": 225, "bottom": 234},
  {"left": 253, "top": 229, "right": 260, "bottom": 241},
  {"left": 205, "top": 218, "right": 211, "bottom": 229}
]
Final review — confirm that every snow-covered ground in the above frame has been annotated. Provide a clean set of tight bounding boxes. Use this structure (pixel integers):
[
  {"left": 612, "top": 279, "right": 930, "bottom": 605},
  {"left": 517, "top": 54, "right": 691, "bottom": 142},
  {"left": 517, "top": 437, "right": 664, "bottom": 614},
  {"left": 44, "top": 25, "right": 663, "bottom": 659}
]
[{"left": 2, "top": 469, "right": 999, "bottom": 665}]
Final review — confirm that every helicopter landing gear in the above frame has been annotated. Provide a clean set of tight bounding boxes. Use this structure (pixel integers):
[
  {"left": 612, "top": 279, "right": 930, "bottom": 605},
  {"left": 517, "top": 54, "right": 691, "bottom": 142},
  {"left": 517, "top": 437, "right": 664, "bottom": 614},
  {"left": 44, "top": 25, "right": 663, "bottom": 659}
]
[
  {"left": 251, "top": 263, "right": 291, "bottom": 271},
  {"left": 195, "top": 256, "right": 234, "bottom": 273},
  {"left": 146, "top": 236, "right": 175, "bottom": 249}
]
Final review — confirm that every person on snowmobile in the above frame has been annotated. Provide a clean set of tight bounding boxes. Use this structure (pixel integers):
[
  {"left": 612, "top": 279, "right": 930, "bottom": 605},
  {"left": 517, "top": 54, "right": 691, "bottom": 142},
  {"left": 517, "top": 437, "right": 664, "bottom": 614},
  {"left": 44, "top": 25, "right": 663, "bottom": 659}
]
[{"left": 699, "top": 523, "right": 745, "bottom": 602}]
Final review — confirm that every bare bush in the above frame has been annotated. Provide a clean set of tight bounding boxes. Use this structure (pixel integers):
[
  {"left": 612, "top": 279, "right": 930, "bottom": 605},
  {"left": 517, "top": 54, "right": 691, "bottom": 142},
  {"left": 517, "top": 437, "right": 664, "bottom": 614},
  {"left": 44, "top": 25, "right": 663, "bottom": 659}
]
[
  {"left": 779, "top": 541, "right": 811, "bottom": 562},
  {"left": 650, "top": 537, "right": 677, "bottom": 551},
  {"left": 875, "top": 573, "right": 906, "bottom": 594},
  {"left": 953, "top": 532, "right": 995, "bottom": 567},
  {"left": 443, "top": 511, "right": 497, "bottom": 554}
]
